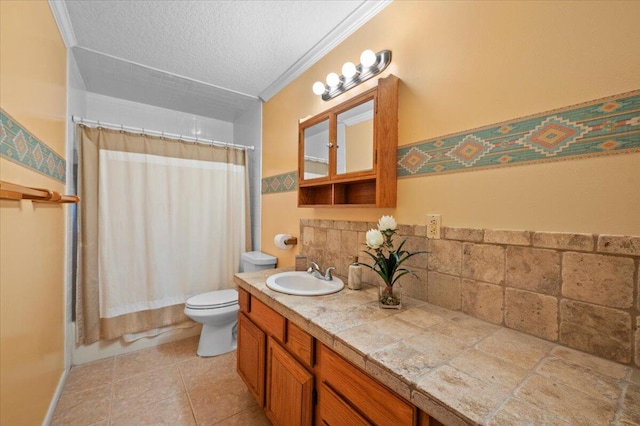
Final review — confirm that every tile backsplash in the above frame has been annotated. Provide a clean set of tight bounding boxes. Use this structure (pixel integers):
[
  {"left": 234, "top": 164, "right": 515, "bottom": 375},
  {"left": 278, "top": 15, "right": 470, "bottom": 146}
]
[{"left": 299, "top": 219, "right": 639, "bottom": 366}]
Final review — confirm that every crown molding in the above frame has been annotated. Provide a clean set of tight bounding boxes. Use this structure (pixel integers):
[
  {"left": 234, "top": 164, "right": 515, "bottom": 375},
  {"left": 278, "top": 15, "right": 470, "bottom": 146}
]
[
  {"left": 48, "top": 0, "right": 77, "bottom": 48},
  {"left": 258, "top": 0, "right": 392, "bottom": 102}
]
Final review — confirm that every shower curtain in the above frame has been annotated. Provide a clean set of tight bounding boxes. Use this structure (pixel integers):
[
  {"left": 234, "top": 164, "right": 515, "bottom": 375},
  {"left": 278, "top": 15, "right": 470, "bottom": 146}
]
[{"left": 75, "top": 126, "right": 251, "bottom": 344}]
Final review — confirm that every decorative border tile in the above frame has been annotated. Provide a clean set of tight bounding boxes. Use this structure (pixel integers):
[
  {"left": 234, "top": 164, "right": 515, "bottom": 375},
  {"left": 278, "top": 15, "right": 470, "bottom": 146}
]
[
  {"left": 0, "top": 108, "right": 66, "bottom": 183},
  {"left": 262, "top": 171, "right": 297, "bottom": 194},
  {"left": 262, "top": 91, "right": 640, "bottom": 191},
  {"left": 398, "top": 90, "right": 640, "bottom": 177}
]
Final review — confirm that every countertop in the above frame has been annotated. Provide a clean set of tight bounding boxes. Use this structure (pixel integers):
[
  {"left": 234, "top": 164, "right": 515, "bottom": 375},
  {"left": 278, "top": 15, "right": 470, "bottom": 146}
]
[{"left": 234, "top": 268, "right": 640, "bottom": 426}]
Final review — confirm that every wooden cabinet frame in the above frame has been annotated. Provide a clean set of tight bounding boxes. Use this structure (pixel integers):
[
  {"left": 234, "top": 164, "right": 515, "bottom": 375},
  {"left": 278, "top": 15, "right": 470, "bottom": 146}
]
[
  {"left": 298, "top": 74, "right": 398, "bottom": 207},
  {"left": 237, "top": 312, "right": 266, "bottom": 406}
]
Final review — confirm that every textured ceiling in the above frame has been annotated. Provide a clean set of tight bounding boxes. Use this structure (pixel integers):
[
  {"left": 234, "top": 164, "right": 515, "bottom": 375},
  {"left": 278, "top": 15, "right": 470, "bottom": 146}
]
[{"left": 58, "top": 0, "right": 388, "bottom": 121}]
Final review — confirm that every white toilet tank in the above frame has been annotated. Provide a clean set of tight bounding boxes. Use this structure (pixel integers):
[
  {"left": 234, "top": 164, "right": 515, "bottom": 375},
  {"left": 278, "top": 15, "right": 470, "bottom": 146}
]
[{"left": 241, "top": 251, "right": 277, "bottom": 272}]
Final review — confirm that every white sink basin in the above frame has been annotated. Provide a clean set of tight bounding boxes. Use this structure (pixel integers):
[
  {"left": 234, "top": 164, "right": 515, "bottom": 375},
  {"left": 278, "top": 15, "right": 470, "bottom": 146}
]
[{"left": 266, "top": 271, "right": 344, "bottom": 296}]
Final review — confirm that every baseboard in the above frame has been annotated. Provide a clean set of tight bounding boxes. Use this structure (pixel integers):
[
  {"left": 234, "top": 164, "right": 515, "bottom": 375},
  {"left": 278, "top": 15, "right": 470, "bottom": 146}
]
[
  {"left": 42, "top": 368, "right": 68, "bottom": 426},
  {"left": 72, "top": 323, "right": 201, "bottom": 365}
]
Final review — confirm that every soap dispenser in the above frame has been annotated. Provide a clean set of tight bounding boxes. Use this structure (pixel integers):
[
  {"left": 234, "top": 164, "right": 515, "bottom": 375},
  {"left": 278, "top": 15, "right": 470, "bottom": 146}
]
[{"left": 347, "top": 256, "right": 362, "bottom": 290}]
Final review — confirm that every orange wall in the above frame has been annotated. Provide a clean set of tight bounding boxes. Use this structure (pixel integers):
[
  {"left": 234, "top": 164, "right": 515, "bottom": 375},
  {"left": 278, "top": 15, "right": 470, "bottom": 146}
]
[
  {"left": 262, "top": 1, "right": 640, "bottom": 267},
  {"left": 0, "top": 1, "right": 67, "bottom": 424}
]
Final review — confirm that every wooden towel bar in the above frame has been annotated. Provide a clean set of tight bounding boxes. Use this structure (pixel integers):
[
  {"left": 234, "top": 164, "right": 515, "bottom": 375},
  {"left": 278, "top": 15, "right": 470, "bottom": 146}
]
[{"left": 0, "top": 180, "right": 79, "bottom": 204}]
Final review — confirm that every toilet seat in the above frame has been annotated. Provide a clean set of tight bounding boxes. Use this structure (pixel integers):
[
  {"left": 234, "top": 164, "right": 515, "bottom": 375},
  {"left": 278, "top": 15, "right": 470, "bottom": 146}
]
[{"left": 185, "top": 289, "right": 238, "bottom": 310}]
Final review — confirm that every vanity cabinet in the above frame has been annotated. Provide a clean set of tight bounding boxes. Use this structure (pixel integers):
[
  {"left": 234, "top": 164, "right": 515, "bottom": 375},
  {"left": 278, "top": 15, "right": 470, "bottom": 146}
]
[
  {"left": 237, "top": 287, "right": 442, "bottom": 426},
  {"left": 298, "top": 74, "right": 398, "bottom": 207},
  {"left": 236, "top": 288, "right": 314, "bottom": 426}
]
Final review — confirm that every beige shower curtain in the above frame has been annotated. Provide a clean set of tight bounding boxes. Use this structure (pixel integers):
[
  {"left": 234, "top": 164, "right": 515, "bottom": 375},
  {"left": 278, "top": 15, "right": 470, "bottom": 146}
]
[{"left": 76, "top": 126, "right": 251, "bottom": 344}]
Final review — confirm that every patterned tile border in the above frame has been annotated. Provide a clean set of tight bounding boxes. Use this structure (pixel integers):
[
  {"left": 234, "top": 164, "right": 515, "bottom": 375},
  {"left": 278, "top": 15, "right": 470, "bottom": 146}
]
[
  {"left": 262, "top": 171, "right": 297, "bottom": 194},
  {"left": 398, "top": 90, "right": 640, "bottom": 177},
  {"left": 262, "top": 91, "right": 640, "bottom": 190},
  {"left": 0, "top": 108, "right": 66, "bottom": 183}
]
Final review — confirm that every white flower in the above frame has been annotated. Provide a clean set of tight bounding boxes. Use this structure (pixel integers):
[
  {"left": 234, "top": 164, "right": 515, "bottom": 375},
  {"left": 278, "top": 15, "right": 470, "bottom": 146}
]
[
  {"left": 378, "top": 215, "right": 397, "bottom": 232},
  {"left": 365, "top": 229, "right": 384, "bottom": 249}
]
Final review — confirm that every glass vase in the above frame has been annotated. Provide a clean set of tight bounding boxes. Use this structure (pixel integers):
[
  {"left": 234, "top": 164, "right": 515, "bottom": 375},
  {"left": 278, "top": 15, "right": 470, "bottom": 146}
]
[{"left": 378, "top": 282, "right": 402, "bottom": 309}]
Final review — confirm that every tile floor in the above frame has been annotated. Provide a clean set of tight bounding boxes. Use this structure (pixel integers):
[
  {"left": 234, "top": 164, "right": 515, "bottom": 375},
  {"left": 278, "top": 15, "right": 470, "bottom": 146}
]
[{"left": 52, "top": 336, "right": 272, "bottom": 425}]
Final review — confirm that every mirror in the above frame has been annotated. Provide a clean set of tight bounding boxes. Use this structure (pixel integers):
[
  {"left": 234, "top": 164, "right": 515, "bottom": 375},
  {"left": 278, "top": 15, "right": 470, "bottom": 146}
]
[
  {"left": 303, "top": 118, "right": 330, "bottom": 180},
  {"left": 336, "top": 99, "right": 374, "bottom": 175}
]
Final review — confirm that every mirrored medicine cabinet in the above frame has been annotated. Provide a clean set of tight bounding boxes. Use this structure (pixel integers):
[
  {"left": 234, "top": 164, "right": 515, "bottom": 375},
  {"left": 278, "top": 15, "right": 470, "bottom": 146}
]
[{"left": 298, "top": 74, "right": 398, "bottom": 207}]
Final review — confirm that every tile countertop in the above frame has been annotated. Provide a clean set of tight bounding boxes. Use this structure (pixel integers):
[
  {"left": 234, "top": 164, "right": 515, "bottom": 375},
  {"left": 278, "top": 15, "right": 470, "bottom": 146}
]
[{"left": 234, "top": 269, "right": 640, "bottom": 426}]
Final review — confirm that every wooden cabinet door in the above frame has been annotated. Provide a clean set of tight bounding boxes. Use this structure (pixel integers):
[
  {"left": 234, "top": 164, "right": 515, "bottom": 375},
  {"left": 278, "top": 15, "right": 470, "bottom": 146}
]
[
  {"left": 265, "top": 337, "right": 314, "bottom": 426},
  {"left": 237, "top": 312, "right": 266, "bottom": 407}
]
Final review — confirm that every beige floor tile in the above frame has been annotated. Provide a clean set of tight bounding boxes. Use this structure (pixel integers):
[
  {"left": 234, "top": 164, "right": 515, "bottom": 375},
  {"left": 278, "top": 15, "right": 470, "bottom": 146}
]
[
  {"left": 51, "top": 384, "right": 111, "bottom": 426},
  {"left": 213, "top": 406, "right": 271, "bottom": 425},
  {"left": 188, "top": 372, "right": 258, "bottom": 426},
  {"left": 179, "top": 351, "right": 238, "bottom": 390},
  {"left": 111, "top": 366, "right": 185, "bottom": 416},
  {"left": 172, "top": 335, "right": 201, "bottom": 363},
  {"left": 113, "top": 343, "right": 178, "bottom": 380},
  {"left": 110, "top": 392, "right": 196, "bottom": 426},
  {"left": 64, "top": 357, "right": 115, "bottom": 394}
]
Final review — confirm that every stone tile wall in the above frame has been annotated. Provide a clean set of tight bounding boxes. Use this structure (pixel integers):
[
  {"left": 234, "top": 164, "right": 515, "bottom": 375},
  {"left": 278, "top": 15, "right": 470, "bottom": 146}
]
[{"left": 298, "top": 219, "right": 640, "bottom": 366}]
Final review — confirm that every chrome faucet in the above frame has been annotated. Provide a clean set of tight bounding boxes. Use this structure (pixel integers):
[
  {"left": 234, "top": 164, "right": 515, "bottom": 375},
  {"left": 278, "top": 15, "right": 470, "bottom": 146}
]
[{"left": 307, "top": 261, "right": 335, "bottom": 281}]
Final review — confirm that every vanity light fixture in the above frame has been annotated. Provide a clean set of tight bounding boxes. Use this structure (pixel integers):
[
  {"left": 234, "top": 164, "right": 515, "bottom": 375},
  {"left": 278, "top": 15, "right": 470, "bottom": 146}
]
[{"left": 312, "top": 49, "right": 392, "bottom": 101}]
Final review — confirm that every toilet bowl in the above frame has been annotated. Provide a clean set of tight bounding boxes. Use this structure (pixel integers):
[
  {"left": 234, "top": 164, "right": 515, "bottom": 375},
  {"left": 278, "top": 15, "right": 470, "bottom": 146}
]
[
  {"left": 184, "top": 289, "right": 239, "bottom": 357},
  {"left": 185, "top": 251, "right": 277, "bottom": 357}
]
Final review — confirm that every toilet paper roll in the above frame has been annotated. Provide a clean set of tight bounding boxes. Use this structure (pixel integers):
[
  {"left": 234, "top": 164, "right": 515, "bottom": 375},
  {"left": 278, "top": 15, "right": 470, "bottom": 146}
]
[{"left": 274, "top": 234, "right": 293, "bottom": 250}]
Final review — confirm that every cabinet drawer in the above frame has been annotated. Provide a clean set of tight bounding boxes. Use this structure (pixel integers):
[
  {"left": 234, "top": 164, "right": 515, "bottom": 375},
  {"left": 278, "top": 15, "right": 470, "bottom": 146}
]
[
  {"left": 238, "top": 287, "right": 250, "bottom": 313},
  {"left": 319, "top": 382, "right": 371, "bottom": 426},
  {"left": 248, "top": 296, "right": 286, "bottom": 342},
  {"left": 285, "top": 321, "right": 314, "bottom": 368},
  {"left": 318, "top": 344, "right": 414, "bottom": 425}
]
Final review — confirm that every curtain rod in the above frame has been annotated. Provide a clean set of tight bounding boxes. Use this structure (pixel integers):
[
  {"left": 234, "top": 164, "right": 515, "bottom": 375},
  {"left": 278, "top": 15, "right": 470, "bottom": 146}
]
[{"left": 71, "top": 116, "right": 255, "bottom": 151}]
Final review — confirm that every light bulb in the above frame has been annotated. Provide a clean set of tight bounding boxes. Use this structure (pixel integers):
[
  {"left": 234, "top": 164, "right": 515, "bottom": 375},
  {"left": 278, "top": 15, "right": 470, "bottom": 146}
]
[
  {"left": 326, "top": 72, "right": 341, "bottom": 88},
  {"left": 341, "top": 62, "right": 357, "bottom": 79},
  {"left": 360, "top": 49, "right": 377, "bottom": 68},
  {"left": 312, "top": 81, "right": 326, "bottom": 95}
]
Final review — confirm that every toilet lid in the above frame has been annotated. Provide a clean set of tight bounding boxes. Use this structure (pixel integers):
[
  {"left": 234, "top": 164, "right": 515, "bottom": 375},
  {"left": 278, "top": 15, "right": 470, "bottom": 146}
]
[{"left": 186, "top": 289, "right": 238, "bottom": 309}]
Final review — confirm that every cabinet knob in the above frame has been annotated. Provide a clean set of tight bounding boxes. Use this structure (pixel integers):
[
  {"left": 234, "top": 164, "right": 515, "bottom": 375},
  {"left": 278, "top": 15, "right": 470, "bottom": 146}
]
[{"left": 326, "top": 143, "right": 333, "bottom": 148}]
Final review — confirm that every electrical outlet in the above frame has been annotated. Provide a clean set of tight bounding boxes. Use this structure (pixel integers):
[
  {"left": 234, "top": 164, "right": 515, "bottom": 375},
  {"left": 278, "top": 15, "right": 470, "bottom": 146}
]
[{"left": 426, "top": 214, "right": 441, "bottom": 239}]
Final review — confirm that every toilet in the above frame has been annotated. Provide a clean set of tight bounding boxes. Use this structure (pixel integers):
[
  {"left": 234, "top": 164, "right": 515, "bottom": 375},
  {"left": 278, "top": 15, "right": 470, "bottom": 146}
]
[{"left": 184, "top": 251, "right": 277, "bottom": 357}]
